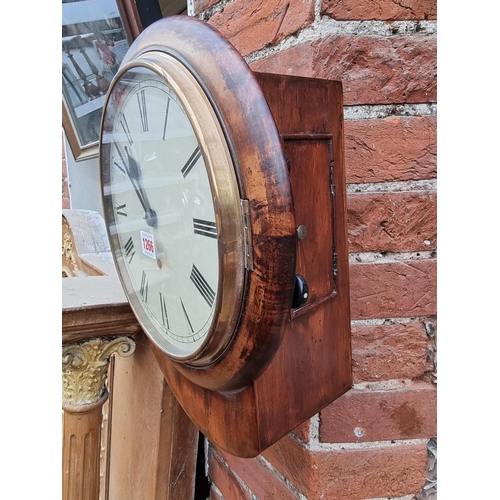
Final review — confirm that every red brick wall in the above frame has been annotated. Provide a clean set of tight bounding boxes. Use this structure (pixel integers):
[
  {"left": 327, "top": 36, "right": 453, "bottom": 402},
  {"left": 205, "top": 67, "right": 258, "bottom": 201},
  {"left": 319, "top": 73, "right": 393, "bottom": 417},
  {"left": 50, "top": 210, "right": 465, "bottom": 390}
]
[{"left": 193, "top": 1, "right": 437, "bottom": 498}]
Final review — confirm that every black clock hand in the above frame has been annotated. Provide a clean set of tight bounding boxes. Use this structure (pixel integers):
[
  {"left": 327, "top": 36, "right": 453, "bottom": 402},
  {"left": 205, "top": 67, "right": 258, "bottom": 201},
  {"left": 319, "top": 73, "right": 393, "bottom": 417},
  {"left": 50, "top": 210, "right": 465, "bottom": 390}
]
[
  {"left": 114, "top": 144, "right": 147, "bottom": 210},
  {"left": 115, "top": 143, "right": 157, "bottom": 227},
  {"left": 114, "top": 142, "right": 144, "bottom": 207},
  {"left": 124, "top": 146, "right": 158, "bottom": 228}
]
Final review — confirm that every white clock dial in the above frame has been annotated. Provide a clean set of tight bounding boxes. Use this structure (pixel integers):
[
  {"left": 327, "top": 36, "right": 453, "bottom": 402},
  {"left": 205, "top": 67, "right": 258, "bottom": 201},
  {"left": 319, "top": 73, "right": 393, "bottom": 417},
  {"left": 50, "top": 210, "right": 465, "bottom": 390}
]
[{"left": 102, "top": 66, "right": 220, "bottom": 358}]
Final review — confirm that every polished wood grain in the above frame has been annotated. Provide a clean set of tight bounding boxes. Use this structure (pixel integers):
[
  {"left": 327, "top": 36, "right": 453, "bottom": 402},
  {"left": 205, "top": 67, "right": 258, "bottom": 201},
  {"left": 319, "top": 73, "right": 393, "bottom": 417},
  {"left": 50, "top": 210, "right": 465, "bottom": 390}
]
[
  {"left": 62, "top": 397, "right": 106, "bottom": 500},
  {"left": 109, "top": 16, "right": 352, "bottom": 458},
  {"left": 116, "top": 0, "right": 143, "bottom": 44},
  {"left": 107, "top": 332, "right": 198, "bottom": 499},
  {"left": 154, "top": 71, "right": 352, "bottom": 457},
  {"left": 253, "top": 73, "right": 352, "bottom": 449}
]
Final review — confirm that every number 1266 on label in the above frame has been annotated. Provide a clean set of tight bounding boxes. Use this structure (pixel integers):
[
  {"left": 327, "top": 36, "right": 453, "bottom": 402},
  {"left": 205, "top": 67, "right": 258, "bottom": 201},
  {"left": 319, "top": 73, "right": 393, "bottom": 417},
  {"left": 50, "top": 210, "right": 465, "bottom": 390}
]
[{"left": 140, "top": 230, "right": 156, "bottom": 259}]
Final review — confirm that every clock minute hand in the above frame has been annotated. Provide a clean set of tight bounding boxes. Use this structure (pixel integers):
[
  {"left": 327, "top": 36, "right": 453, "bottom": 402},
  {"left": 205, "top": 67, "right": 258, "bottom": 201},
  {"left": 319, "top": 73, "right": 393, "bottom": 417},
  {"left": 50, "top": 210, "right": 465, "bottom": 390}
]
[
  {"left": 123, "top": 146, "right": 158, "bottom": 228},
  {"left": 114, "top": 144, "right": 149, "bottom": 214}
]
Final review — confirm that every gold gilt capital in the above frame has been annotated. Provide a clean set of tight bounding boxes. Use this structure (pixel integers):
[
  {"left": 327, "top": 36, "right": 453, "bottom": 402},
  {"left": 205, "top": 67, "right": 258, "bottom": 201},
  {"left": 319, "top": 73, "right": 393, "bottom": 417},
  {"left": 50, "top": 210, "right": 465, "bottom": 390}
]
[{"left": 62, "top": 337, "right": 135, "bottom": 408}]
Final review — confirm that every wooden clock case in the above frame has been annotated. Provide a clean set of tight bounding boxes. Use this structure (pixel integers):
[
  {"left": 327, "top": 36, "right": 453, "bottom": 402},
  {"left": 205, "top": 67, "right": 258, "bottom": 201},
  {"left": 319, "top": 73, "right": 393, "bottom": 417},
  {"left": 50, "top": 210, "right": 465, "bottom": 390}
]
[{"left": 115, "top": 16, "right": 352, "bottom": 458}]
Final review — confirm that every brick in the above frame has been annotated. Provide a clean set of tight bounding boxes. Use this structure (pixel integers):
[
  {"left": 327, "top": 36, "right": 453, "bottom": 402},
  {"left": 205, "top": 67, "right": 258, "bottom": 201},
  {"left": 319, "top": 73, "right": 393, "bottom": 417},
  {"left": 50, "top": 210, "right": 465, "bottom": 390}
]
[
  {"left": 62, "top": 183, "right": 70, "bottom": 209},
  {"left": 215, "top": 448, "right": 298, "bottom": 500},
  {"left": 208, "top": 449, "right": 250, "bottom": 500},
  {"left": 322, "top": 0, "right": 437, "bottom": 21},
  {"left": 347, "top": 191, "right": 437, "bottom": 253},
  {"left": 208, "top": 0, "right": 314, "bottom": 56},
  {"left": 349, "top": 259, "right": 437, "bottom": 319},
  {"left": 351, "top": 322, "right": 432, "bottom": 382},
  {"left": 62, "top": 161, "right": 70, "bottom": 209},
  {"left": 262, "top": 435, "right": 427, "bottom": 499},
  {"left": 291, "top": 419, "right": 311, "bottom": 442},
  {"left": 319, "top": 382, "right": 437, "bottom": 443},
  {"left": 345, "top": 116, "right": 437, "bottom": 184},
  {"left": 250, "top": 34, "right": 436, "bottom": 105},
  {"left": 62, "top": 158, "right": 68, "bottom": 180}
]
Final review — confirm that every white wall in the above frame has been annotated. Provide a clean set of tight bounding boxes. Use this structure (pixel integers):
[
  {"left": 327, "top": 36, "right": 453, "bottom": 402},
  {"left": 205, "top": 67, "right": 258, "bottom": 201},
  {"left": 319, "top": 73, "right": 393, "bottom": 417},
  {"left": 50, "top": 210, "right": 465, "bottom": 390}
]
[{"left": 64, "top": 134, "right": 104, "bottom": 217}]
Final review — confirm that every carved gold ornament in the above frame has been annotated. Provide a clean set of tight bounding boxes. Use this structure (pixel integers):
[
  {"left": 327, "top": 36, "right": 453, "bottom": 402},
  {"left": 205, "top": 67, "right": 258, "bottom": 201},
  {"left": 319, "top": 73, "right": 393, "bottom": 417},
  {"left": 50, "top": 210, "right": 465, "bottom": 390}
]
[
  {"left": 62, "top": 217, "right": 79, "bottom": 277},
  {"left": 62, "top": 337, "right": 136, "bottom": 407}
]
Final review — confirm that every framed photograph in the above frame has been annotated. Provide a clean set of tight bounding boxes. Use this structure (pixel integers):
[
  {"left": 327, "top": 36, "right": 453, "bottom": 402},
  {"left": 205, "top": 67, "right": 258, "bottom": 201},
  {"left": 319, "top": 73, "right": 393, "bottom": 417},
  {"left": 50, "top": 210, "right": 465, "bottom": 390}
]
[{"left": 62, "top": 0, "right": 146, "bottom": 160}]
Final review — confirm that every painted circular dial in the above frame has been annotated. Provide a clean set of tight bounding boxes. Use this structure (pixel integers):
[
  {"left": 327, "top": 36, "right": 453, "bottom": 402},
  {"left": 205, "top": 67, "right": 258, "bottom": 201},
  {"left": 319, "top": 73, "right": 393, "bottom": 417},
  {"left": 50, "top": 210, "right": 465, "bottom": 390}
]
[{"left": 101, "top": 61, "right": 241, "bottom": 362}]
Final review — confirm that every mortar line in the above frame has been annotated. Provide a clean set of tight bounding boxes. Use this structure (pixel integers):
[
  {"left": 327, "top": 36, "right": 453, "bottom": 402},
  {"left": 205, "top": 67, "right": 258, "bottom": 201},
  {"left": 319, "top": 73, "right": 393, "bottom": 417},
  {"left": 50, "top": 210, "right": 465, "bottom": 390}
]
[
  {"left": 348, "top": 251, "right": 436, "bottom": 264},
  {"left": 257, "top": 455, "right": 308, "bottom": 500},
  {"left": 343, "top": 103, "right": 437, "bottom": 119},
  {"left": 245, "top": 18, "right": 437, "bottom": 63},
  {"left": 346, "top": 179, "right": 437, "bottom": 193},
  {"left": 290, "top": 432, "right": 429, "bottom": 451},
  {"left": 350, "top": 315, "right": 436, "bottom": 326}
]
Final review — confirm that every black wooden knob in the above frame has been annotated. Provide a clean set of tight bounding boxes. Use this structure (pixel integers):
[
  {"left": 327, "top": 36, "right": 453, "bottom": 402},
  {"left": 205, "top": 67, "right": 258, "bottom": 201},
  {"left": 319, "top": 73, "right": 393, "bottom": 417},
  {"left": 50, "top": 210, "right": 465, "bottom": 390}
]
[{"left": 292, "top": 274, "right": 309, "bottom": 308}]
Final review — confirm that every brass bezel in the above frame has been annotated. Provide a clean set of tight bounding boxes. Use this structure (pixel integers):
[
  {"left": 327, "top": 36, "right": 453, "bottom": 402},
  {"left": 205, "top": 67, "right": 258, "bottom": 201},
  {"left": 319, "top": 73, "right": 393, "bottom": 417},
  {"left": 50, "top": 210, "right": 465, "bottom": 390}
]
[
  {"left": 100, "top": 53, "right": 246, "bottom": 365},
  {"left": 101, "top": 16, "right": 297, "bottom": 392}
]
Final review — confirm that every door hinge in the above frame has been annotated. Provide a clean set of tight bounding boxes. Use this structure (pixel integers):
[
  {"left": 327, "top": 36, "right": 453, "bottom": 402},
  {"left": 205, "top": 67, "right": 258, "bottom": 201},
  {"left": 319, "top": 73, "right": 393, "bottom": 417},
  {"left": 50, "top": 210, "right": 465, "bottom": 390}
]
[{"left": 241, "top": 199, "right": 254, "bottom": 271}]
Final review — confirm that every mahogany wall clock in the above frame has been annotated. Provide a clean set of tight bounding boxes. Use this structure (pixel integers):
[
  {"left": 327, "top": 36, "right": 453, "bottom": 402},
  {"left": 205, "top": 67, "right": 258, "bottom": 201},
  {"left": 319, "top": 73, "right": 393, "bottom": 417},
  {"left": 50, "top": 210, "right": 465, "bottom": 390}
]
[{"left": 100, "top": 15, "right": 352, "bottom": 458}]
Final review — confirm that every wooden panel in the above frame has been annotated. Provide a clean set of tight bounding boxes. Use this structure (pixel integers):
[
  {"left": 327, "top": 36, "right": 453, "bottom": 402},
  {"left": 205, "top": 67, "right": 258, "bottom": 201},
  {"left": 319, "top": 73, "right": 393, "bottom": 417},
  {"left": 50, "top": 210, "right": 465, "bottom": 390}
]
[
  {"left": 158, "top": 72, "right": 352, "bottom": 457},
  {"left": 62, "top": 275, "right": 141, "bottom": 344},
  {"left": 155, "top": 378, "right": 200, "bottom": 499},
  {"left": 284, "top": 137, "right": 334, "bottom": 303},
  {"left": 62, "top": 404, "right": 103, "bottom": 500},
  {"left": 107, "top": 331, "right": 198, "bottom": 499},
  {"left": 154, "top": 350, "right": 261, "bottom": 458},
  {"left": 250, "top": 72, "right": 352, "bottom": 451}
]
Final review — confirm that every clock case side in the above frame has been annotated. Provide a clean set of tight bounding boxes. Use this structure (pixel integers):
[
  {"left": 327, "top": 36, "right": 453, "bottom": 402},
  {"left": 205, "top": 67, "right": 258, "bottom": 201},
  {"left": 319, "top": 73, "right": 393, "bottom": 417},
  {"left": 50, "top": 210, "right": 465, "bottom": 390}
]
[
  {"left": 159, "top": 71, "right": 353, "bottom": 458},
  {"left": 117, "top": 16, "right": 297, "bottom": 392},
  {"left": 251, "top": 72, "right": 353, "bottom": 453}
]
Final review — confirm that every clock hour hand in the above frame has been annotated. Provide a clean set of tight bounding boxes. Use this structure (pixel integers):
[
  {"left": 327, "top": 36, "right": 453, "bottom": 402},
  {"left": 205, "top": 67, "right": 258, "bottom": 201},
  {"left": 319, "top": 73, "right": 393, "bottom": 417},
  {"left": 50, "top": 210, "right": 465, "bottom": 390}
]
[{"left": 116, "top": 143, "right": 157, "bottom": 228}]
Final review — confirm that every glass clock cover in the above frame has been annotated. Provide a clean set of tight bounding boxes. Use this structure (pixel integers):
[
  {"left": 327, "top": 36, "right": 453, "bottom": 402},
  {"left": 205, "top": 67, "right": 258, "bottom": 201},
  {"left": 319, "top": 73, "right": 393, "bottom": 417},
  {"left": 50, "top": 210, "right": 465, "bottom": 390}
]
[
  {"left": 100, "top": 19, "right": 296, "bottom": 392},
  {"left": 101, "top": 63, "right": 233, "bottom": 361}
]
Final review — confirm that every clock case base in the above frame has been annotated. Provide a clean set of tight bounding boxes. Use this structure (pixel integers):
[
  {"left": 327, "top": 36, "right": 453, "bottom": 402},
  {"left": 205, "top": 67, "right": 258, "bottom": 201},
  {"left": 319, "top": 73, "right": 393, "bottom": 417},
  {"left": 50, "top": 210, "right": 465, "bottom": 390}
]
[{"left": 153, "top": 72, "right": 352, "bottom": 458}]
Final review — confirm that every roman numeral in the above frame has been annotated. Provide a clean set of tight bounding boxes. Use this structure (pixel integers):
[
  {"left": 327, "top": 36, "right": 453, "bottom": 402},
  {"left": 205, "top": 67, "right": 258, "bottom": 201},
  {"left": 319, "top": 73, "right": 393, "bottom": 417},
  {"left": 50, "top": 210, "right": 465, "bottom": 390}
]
[
  {"left": 160, "top": 292, "right": 169, "bottom": 329},
  {"left": 180, "top": 297, "right": 194, "bottom": 334},
  {"left": 140, "top": 271, "right": 148, "bottom": 302},
  {"left": 120, "top": 115, "right": 133, "bottom": 145},
  {"left": 181, "top": 147, "right": 201, "bottom": 178},
  {"left": 193, "top": 218, "right": 217, "bottom": 239},
  {"left": 115, "top": 203, "right": 127, "bottom": 217},
  {"left": 137, "top": 90, "right": 148, "bottom": 132},
  {"left": 190, "top": 264, "right": 215, "bottom": 308},
  {"left": 124, "top": 237, "right": 135, "bottom": 263}
]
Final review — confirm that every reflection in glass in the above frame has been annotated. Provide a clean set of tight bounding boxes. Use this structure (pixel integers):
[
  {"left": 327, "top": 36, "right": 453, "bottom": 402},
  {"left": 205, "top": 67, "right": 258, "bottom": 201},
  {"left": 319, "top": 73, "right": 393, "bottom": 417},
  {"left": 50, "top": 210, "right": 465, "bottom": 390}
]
[{"left": 62, "top": 0, "right": 130, "bottom": 151}]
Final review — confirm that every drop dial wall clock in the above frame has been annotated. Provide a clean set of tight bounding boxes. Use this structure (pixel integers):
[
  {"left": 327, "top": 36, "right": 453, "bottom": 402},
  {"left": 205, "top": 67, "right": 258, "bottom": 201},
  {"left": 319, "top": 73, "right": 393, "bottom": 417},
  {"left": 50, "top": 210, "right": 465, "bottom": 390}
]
[
  {"left": 100, "top": 56, "right": 247, "bottom": 368},
  {"left": 100, "top": 15, "right": 352, "bottom": 458}
]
